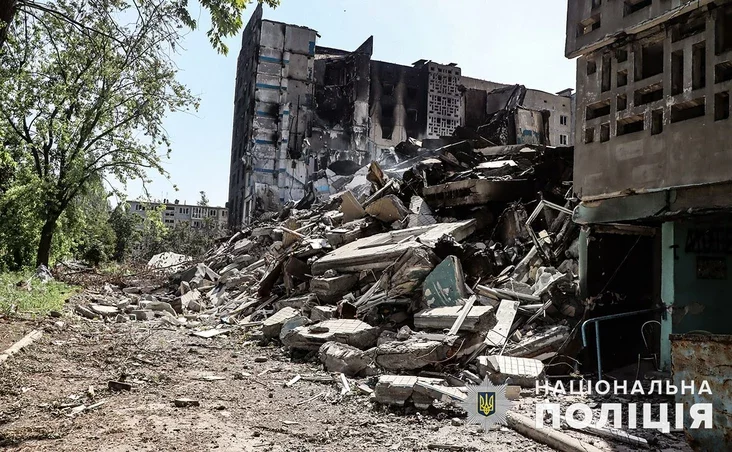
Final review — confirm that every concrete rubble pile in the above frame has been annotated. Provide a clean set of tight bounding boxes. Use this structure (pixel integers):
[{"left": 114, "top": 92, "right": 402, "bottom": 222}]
[{"left": 74, "top": 97, "right": 582, "bottom": 411}]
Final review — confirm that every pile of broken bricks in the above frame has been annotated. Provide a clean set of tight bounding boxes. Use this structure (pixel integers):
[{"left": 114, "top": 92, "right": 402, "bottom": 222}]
[{"left": 71, "top": 102, "right": 584, "bottom": 415}]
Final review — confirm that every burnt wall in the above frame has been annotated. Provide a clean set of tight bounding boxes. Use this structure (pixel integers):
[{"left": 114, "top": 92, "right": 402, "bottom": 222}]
[{"left": 369, "top": 60, "right": 428, "bottom": 151}]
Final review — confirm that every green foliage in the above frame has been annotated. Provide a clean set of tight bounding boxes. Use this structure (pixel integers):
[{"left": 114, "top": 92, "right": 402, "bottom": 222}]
[
  {"left": 198, "top": 191, "right": 209, "bottom": 206},
  {"left": 0, "top": 272, "right": 79, "bottom": 316},
  {"left": 108, "top": 203, "right": 141, "bottom": 261},
  {"left": 0, "top": 0, "right": 198, "bottom": 266}
]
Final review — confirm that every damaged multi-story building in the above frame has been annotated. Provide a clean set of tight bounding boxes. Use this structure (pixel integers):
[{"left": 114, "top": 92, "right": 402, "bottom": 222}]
[
  {"left": 567, "top": 0, "right": 732, "bottom": 384},
  {"left": 227, "top": 4, "right": 575, "bottom": 227}
]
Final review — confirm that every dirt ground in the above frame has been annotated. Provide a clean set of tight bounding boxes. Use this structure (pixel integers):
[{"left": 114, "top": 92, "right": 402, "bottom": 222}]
[{"left": 0, "top": 301, "right": 692, "bottom": 452}]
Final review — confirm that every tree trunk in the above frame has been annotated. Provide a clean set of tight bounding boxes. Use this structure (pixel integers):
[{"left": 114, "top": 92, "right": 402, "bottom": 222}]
[
  {"left": 0, "top": 0, "right": 17, "bottom": 51},
  {"left": 35, "top": 216, "right": 57, "bottom": 267}
]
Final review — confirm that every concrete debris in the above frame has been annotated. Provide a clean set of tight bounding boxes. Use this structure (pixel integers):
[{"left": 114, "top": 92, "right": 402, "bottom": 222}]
[
  {"left": 318, "top": 341, "right": 372, "bottom": 376},
  {"left": 148, "top": 252, "right": 191, "bottom": 273},
  {"left": 69, "top": 124, "right": 589, "bottom": 430},
  {"left": 262, "top": 307, "right": 301, "bottom": 339},
  {"left": 477, "top": 355, "right": 545, "bottom": 388},
  {"left": 281, "top": 319, "right": 380, "bottom": 351},
  {"left": 414, "top": 305, "right": 496, "bottom": 333}
]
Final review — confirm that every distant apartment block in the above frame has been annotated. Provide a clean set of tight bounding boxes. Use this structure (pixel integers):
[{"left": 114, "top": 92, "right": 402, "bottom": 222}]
[{"left": 127, "top": 200, "right": 228, "bottom": 229}]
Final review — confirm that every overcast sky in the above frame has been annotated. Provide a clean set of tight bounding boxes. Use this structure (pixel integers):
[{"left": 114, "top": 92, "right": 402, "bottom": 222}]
[{"left": 119, "top": 0, "right": 576, "bottom": 207}]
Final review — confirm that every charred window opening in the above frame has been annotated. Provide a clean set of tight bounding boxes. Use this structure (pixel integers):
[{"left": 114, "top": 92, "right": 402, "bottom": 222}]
[
  {"left": 617, "top": 94, "right": 628, "bottom": 111},
  {"left": 672, "top": 50, "right": 684, "bottom": 95},
  {"left": 715, "top": 61, "right": 732, "bottom": 83},
  {"left": 617, "top": 69, "right": 628, "bottom": 87},
  {"left": 600, "top": 123, "right": 610, "bottom": 142},
  {"left": 382, "top": 83, "right": 395, "bottom": 96},
  {"left": 601, "top": 53, "right": 612, "bottom": 92},
  {"left": 407, "top": 86, "right": 418, "bottom": 100},
  {"left": 586, "top": 100, "right": 611, "bottom": 120},
  {"left": 671, "top": 97, "right": 706, "bottom": 123},
  {"left": 692, "top": 42, "right": 707, "bottom": 90},
  {"left": 407, "top": 108, "right": 418, "bottom": 123},
  {"left": 624, "top": 0, "right": 651, "bottom": 17},
  {"left": 617, "top": 114, "right": 644, "bottom": 136},
  {"left": 585, "top": 127, "right": 595, "bottom": 144},
  {"left": 578, "top": 14, "right": 601, "bottom": 37},
  {"left": 587, "top": 59, "right": 597, "bottom": 75},
  {"left": 715, "top": 92, "right": 730, "bottom": 121},
  {"left": 652, "top": 109, "right": 663, "bottom": 135},
  {"left": 715, "top": 6, "right": 732, "bottom": 55},
  {"left": 634, "top": 82, "right": 664, "bottom": 106},
  {"left": 381, "top": 126, "right": 394, "bottom": 140},
  {"left": 672, "top": 14, "right": 706, "bottom": 43},
  {"left": 382, "top": 105, "right": 395, "bottom": 118},
  {"left": 635, "top": 42, "right": 664, "bottom": 81},
  {"left": 616, "top": 48, "right": 628, "bottom": 63}
]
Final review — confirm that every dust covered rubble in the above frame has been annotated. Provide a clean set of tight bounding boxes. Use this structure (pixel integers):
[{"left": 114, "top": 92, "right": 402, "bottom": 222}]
[{"left": 73, "top": 133, "right": 582, "bottom": 398}]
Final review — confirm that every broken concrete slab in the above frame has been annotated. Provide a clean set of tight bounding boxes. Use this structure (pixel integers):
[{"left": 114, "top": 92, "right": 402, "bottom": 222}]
[
  {"left": 407, "top": 196, "right": 437, "bottom": 228},
  {"left": 262, "top": 307, "right": 301, "bottom": 339},
  {"left": 148, "top": 252, "right": 190, "bottom": 273},
  {"left": 503, "top": 325, "right": 570, "bottom": 358},
  {"left": 374, "top": 336, "right": 468, "bottom": 371},
  {"left": 312, "top": 221, "right": 475, "bottom": 275},
  {"left": 74, "top": 305, "right": 99, "bottom": 319},
  {"left": 413, "top": 380, "right": 467, "bottom": 403},
  {"left": 139, "top": 300, "right": 176, "bottom": 317},
  {"left": 413, "top": 305, "right": 496, "bottom": 333},
  {"left": 422, "top": 256, "right": 467, "bottom": 308},
  {"left": 365, "top": 194, "right": 409, "bottom": 223},
  {"left": 281, "top": 319, "right": 380, "bottom": 351},
  {"left": 373, "top": 375, "right": 445, "bottom": 408},
  {"left": 311, "top": 273, "right": 359, "bottom": 303},
  {"left": 383, "top": 247, "right": 438, "bottom": 298},
  {"left": 318, "top": 341, "right": 372, "bottom": 377},
  {"left": 233, "top": 238, "right": 255, "bottom": 255},
  {"left": 340, "top": 191, "right": 366, "bottom": 223},
  {"left": 478, "top": 355, "right": 545, "bottom": 388},
  {"left": 483, "top": 300, "right": 520, "bottom": 348},
  {"left": 89, "top": 304, "right": 119, "bottom": 318},
  {"left": 310, "top": 305, "right": 337, "bottom": 322},
  {"left": 423, "top": 179, "right": 532, "bottom": 208}
]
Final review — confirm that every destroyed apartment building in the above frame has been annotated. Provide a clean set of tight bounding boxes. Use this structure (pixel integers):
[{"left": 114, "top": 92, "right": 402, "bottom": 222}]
[
  {"left": 226, "top": 3, "right": 575, "bottom": 227},
  {"left": 74, "top": 66, "right": 599, "bottom": 438}
]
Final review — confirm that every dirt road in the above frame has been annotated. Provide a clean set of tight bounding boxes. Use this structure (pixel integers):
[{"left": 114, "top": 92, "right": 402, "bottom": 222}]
[
  {"left": 0, "top": 309, "right": 693, "bottom": 452},
  {"left": 0, "top": 313, "right": 555, "bottom": 452}
]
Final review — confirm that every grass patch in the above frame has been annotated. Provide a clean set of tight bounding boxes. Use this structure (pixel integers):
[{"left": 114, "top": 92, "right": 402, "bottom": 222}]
[{"left": 0, "top": 272, "right": 79, "bottom": 316}]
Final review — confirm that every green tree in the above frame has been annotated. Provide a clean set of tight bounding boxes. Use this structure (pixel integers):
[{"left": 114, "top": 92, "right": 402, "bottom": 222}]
[
  {"left": 108, "top": 202, "right": 141, "bottom": 261},
  {"left": 198, "top": 190, "right": 209, "bottom": 206},
  {"left": 0, "top": 0, "right": 197, "bottom": 267},
  {"left": 0, "top": 0, "right": 279, "bottom": 54}
]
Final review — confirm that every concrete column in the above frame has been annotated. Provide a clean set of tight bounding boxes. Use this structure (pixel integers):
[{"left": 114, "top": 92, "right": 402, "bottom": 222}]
[
  {"left": 578, "top": 226, "right": 591, "bottom": 301},
  {"left": 660, "top": 221, "right": 676, "bottom": 371}
]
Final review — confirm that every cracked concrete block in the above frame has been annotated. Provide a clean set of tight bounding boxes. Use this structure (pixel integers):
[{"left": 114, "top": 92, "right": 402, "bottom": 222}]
[
  {"left": 478, "top": 355, "right": 545, "bottom": 388},
  {"left": 311, "top": 274, "right": 359, "bottom": 303},
  {"left": 262, "top": 307, "right": 301, "bottom": 339},
  {"left": 310, "top": 305, "right": 337, "bottom": 322},
  {"left": 318, "top": 341, "right": 371, "bottom": 377},
  {"left": 374, "top": 337, "right": 451, "bottom": 371},
  {"left": 281, "top": 319, "right": 380, "bottom": 351},
  {"left": 139, "top": 300, "right": 176, "bottom": 317},
  {"left": 413, "top": 305, "right": 496, "bottom": 332},
  {"left": 373, "top": 375, "right": 445, "bottom": 408}
]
